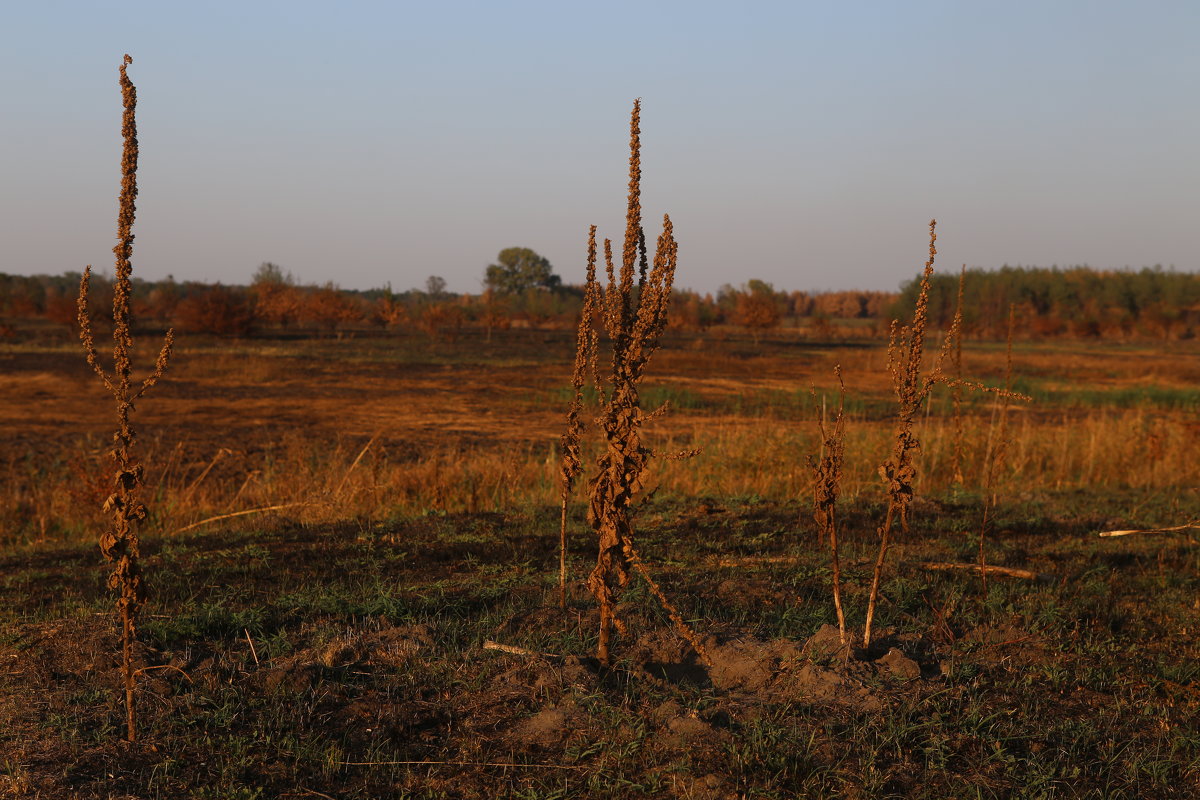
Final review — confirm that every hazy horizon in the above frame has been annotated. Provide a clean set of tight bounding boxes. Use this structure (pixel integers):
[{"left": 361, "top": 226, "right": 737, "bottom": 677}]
[
  {"left": 2, "top": 1, "right": 1197, "bottom": 296},
  {"left": 5, "top": 260, "right": 1194, "bottom": 301}
]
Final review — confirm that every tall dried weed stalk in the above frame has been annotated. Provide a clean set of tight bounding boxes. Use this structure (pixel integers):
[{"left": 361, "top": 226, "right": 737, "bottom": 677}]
[
  {"left": 950, "top": 267, "right": 966, "bottom": 486},
  {"left": 977, "top": 303, "right": 1015, "bottom": 592},
  {"left": 76, "top": 55, "right": 174, "bottom": 743},
  {"left": 557, "top": 227, "right": 601, "bottom": 607},
  {"left": 811, "top": 366, "right": 848, "bottom": 643},
  {"left": 863, "top": 220, "right": 959, "bottom": 649},
  {"left": 583, "top": 101, "right": 707, "bottom": 666}
]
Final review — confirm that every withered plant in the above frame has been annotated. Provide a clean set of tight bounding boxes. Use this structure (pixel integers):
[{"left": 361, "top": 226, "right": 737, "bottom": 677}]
[
  {"left": 76, "top": 55, "right": 174, "bottom": 743},
  {"left": 977, "top": 303, "right": 1015, "bottom": 592},
  {"left": 863, "top": 220, "right": 959, "bottom": 649},
  {"left": 950, "top": 267, "right": 966, "bottom": 486},
  {"left": 583, "top": 101, "right": 708, "bottom": 667},
  {"left": 810, "top": 366, "right": 848, "bottom": 643},
  {"left": 556, "top": 226, "right": 601, "bottom": 608}
]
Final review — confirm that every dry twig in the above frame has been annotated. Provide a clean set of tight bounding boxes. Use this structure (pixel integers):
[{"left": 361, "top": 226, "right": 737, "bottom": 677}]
[
  {"left": 171, "top": 503, "right": 310, "bottom": 535},
  {"left": 340, "top": 760, "right": 581, "bottom": 770},
  {"left": 482, "top": 640, "right": 563, "bottom": 658},
  {"left": 1098, "top": 522, "right": 1200, "bottom": 538},
  {"left": 335, "top": 434, "right": 379, "bottom": 496},
  {"left": 911, "top": 561, "right": 1046, "bottom": 581}
]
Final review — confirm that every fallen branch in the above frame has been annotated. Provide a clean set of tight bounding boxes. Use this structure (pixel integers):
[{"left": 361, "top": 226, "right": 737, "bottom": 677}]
[
  {"left": 911, "top": 561, "right": 1046, "bottom": 581},
  {"left": 482, "top": 640, "right": 561, "bottom": 658},
  {"left": 299, "top": 790, "right": 338, "bottom": 800},
  {"left": 626, "top": 546, "right": 713, "bottom": 669},
  {"left": 171, "top": 503, "right": 310, "bottom": 535},
  {"left": 340, "top": 759, "right": 581, "bottom": 770},
  {"left": 1098, "top": 522, "right": 1200, "bottom": 538},
  {"left": 711, "top": 555, "right": 804, "bottom": 568},
  {"left": 653, "top": 555, "right": 804, "bottom": 574}
]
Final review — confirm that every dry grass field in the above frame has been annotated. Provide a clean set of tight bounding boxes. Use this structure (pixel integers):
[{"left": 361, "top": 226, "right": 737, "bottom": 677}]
[
  {"left": 3, "top": 329, "right": 1196, "bottom": 548},
  {"left": 2, "top": 327, "right": 1199, "bottom": 798}
]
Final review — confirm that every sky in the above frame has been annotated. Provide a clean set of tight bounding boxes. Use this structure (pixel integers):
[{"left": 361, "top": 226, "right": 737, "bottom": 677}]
[{"left": 1, "top": 1, "right": 1197, "bottom": 295}]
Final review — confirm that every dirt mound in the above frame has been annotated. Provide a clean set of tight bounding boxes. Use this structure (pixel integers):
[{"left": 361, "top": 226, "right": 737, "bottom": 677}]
[
  {"left": 258, "top": 622, "right": 436, "bottom": 692},
  {"left": 876, "top": 646, "right": 920, "bottom": 679},
  {"left": 960, "top": 620, "right": 1050, "bottom": 667},
  {"left": 509, "top": 703, "right": 580, "bottom": 749},
  {"left": 800, "top": 622, "right": 854, "bottom": 661},
  {"left": 613, "top": 623, "right": 940, "bottom": 712},
  {"left": 4, "top": 616, "right": 166, "bottom": 692},
  {"left": 703, "top": 634, "right": 802, "bottom": 693}
]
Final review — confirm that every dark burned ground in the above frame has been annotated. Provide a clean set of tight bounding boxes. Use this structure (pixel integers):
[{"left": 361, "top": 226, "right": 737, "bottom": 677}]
[{"left": 2, "top": 496, "right": 1199, "bottom": 799}]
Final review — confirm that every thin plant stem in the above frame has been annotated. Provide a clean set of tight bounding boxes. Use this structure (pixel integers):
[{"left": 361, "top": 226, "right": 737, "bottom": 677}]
[
  {"left": 811, "top": 366, "right": 848, "bottom": 643},
  {"left": 951, "top": 267, "right": 966, "bottom": 486},
  {"left": 978, "top": 303, "right": 1015, "bottom": 593}
]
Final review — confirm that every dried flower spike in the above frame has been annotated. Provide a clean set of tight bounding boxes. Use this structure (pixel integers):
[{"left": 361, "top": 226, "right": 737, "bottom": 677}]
[
  {"left": 584, "top": 101, "right": 707, "bottom": 667},
  {"left": 76, "top": 55, "right": 173, "bottom": 743},
  {"left": 864, "top": 220, "right": 944, "bottom": 649}
]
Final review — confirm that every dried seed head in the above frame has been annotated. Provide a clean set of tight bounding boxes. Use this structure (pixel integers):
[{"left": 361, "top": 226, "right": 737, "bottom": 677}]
[
  {"left": 581, "top": 101, "right": 701, "bottom": 665},
  {"left": 559, "top": 226, "right": 601, "bottom": 493},
  {"left": 75, "top": 55, "right": 173, "bottom": 743},
  {"left": 621, "top": 99, "right": 642, "bottom": 301}
]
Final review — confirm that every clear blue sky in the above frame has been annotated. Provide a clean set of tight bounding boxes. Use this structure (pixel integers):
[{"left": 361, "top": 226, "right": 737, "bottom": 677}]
[{"left": 1, "top": 1, "right": 1196, "bottom": 295}]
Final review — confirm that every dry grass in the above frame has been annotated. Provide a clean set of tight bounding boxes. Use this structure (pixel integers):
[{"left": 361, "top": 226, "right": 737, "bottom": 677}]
[
  {"left": 1, "top": 334, "right": 1195, "bottom": 552},
  {"left": 2, "top": 319, "right": 1200, "bottom": 556},
  {"left": 950, "top": 267, "right": 966, "bottom": 486},
  {"left": 977, "top": 303, "right": 1016, "bottom": 591}
]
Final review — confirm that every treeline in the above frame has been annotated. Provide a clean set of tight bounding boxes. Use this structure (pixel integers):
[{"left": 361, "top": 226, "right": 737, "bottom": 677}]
[
  {"left": 0, "top": 269, "right": 586, "bottom": 341},
  {"left": 894, "top": 265, "right": 1200, "bottom": 340},
  {"left": 0, "top": 266, "right": 895, "bottom": 341},
  {"left": 672, "top": 282, "right": 894, "bottom": 340},
  {"left": 2, "top": 264, "right": 1196, "bottom": 342}
]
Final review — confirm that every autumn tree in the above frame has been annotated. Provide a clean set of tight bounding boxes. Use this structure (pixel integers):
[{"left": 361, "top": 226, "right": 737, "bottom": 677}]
[
  {"left": 143, "top": 276, "right": 180, "bottom": 324},
  {"left": 174, "top": 285, "right": 256, "bottom": 337},
  {"left": 302, "top": 283, "right": 362, "bottom": 334},
  {"left": 733, "top": 280, "right": 782, "bottom": 344},
  {"left": 50, "top": 277, "right": 113, "bottom": 333},
  {"left": 484, "top": 247, "right": 561, "bottom": 294},
  {"left": 425, "top": 275, "right": 448, "bottom": 298},
  {"left": 372, "top": 284, "right": 407, "bottom": 329},
  {"left": 419, "top": 301, "right": 465, "bottom": 343},
  {"left": 477, "top": 288, "right": 510, "bottom": 342},
  {"left": 251, "top": 262, "right": 303, "bottom": 327}
]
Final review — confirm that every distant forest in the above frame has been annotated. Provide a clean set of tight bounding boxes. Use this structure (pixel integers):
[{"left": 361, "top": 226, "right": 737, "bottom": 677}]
[
  {"left": 894, "top": 265, "right": 1200, "bottom": 340},
  {"left": 0, "top": 264, "right": 1196, "bottom": 342}
]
